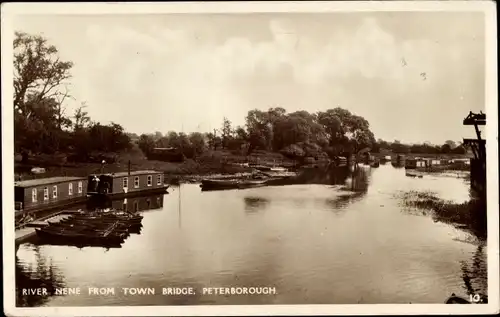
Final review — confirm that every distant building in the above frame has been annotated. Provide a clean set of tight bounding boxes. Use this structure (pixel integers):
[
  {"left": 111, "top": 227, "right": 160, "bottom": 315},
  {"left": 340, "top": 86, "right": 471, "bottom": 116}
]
[
  {"left": 147, "top": 147, "right": 184, "bottom": 162},
  {"left": 405, "top": 158, "right": 428, "bottom": 169}
]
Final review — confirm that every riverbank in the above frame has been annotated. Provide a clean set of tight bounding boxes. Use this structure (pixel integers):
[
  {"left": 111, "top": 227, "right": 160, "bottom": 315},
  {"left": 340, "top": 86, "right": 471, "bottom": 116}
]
[
  {"left": 15, "top": 160, "right": 298, "bottom": 187},
  {"left": 414, "top": 162, "right": 471, "bottom": 173},
  {"left": 400, "top": 191, "right": 486, "bottom": 240}
]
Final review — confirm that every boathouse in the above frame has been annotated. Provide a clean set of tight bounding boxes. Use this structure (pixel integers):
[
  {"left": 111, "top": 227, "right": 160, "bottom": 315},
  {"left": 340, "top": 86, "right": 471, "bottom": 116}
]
[
  {"left": 405, "top": 158, "right": 428, "bottom": 169},
  {"left": 15, "top": 176, "right": 88, "bottom": 213},
  {"left": 87, "top": 170, "right": 167, "bottom": 198}
]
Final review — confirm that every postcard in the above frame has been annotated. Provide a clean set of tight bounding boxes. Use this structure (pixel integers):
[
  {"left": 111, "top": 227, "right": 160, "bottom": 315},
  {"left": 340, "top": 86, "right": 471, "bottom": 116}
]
[{"left": 2, "top": 1, "right": 498, "bottom": 316}]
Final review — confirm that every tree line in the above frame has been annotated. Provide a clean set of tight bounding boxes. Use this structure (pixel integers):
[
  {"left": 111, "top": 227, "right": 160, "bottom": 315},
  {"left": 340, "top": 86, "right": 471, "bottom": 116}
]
[
  {"left": 137, "top": 109, "right": 466, "bottom": 161},
  {"left": 14, "top": 32, "right": 467, "bottom": 165}
]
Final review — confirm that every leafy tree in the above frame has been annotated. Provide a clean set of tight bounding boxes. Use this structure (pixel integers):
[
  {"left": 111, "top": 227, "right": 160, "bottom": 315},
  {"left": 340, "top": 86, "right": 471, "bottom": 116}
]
[
  {"left": 188, "top": 132, "right": 206, "bottom": 156},
  {"left": 138, "top": 134, "right": 156, "bottom": 156},
  {"left": 14, "top": 32, "right": 73, "bottom": 119},
  {"left": 441, "top": 143, "right": 452, "bottom": 153},
  {"left": 221, "top": 117, "right": 233, "bottom": 149},
  {"left": 73, "top": 102, "right": 91, "bottom": 131},
  {"left": 445, "top": 140, "right": 457, "bottom": 149}
]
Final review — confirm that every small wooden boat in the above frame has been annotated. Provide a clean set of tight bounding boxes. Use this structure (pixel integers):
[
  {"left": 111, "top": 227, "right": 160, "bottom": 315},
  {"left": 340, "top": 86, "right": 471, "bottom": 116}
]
[
  {"left": 238, "top": 179, "right": 268, "bottom": 189},
  {"left": 36, "top": 226, "right": 124, "bottom": 245},
  {"left": 200, "top": 179, "right": 241, "bottom": 190},
  {"left": 58, "top": 217, "right": 140, "bottom": 227},
  {"left": 72, "top": 211, "right": 143, "bottom": 223},
  {"left": 250, "top": 165, "right": 272, "bottom": 172},
  {"left": 200, "top": 178, "right": 270, "bottom": 191},
  {"left": 269, "top": 167, "right": 287, "bottom": 172}
]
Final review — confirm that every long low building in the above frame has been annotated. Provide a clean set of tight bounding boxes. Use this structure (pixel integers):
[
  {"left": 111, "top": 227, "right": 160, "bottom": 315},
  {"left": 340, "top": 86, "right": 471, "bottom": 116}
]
[
  {"left": 15, "top": 176, "right": 88, "bottom": 216},
  {"left": 86, "top": 170, "right": 169, "bottom": 199}
]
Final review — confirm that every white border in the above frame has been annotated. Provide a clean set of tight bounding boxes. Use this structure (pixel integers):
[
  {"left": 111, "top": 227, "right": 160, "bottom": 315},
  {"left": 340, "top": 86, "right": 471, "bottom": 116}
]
[{"left": 2, "top": 1, "right": 498, "bottom": 316}]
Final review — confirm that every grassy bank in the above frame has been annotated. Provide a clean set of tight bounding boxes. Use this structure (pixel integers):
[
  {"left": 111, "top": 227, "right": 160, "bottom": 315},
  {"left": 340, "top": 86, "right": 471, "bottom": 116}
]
[{"left": 400, "top": 191, "right": 486, "bottom": 240}]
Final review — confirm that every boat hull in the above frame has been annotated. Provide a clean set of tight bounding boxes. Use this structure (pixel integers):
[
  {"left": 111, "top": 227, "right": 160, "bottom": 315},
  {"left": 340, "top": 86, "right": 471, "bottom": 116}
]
[
  {"left": 35, "top": 228, "right": 124, "bottom": 246},
  {"left": 200, "top": 179, "right": 268, "bottom": 191}
]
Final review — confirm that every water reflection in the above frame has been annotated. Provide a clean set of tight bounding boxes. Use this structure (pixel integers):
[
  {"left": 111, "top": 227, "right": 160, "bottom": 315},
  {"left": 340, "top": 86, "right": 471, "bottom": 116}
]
[
  {"left": 461, "top": 244, "right": 488, "bottom": 303},
  {"left": 16, "top": 248, "right": 65, "bottom": 307},
  {"left": 244, "top": 197, "right": 270, "bottom": 213},
  {"left": 87, "top": 194, "right": 165, "bottom": 212},
  {"left": 325, "top": 191, "right": 366, "bottom": 210}
]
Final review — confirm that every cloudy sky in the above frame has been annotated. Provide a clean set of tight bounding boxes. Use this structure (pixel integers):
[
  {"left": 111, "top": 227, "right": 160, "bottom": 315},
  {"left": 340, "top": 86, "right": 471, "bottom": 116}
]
[{"left": 13, "top": 11, "right": 486, "bottom": 144}]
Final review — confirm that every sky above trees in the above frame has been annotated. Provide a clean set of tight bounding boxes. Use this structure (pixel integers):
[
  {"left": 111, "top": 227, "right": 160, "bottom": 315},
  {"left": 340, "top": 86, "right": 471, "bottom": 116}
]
[{"left": 13, "top": 11, "right": 486, "bottom": 144}]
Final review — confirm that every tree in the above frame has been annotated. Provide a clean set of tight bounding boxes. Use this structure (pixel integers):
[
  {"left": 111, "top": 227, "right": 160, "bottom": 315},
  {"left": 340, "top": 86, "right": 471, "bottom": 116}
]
[
  {"left": 73, "top": 102, "right": 91, "bottom": 131},
  {"left": 138, "top": 134, "right": 155, "bottom": 156},
  {"left": 390, "top": 140, "right": 409, "bottom": 154},
  {"left": 14, "top": 32, "right": 73, "bottom": 119},
  {"left": 154, "top": 131, "right": 163, "bottom": 140},
  {"left": 188, "top": 132, "right": 206, "bottom": 156},
  {"left": 445, "top": 140, "right": 457, "bottom": 149},
  {"left": 245, "top": 109, "right": 273, "bottom": 152},
  {"left": 441, "top": 143, "right": 452, "bottom": 154},
  {"left": 87, "top": 122, "right": 131, "bottom": 153},
  {"left": 221, "top": 117, "right": 233, "bottom": 149}
]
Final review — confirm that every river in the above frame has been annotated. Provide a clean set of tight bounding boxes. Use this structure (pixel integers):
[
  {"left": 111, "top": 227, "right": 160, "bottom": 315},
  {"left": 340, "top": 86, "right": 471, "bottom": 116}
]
[{"left": 15, "top": 163, "right": 487, "bottom": 306}]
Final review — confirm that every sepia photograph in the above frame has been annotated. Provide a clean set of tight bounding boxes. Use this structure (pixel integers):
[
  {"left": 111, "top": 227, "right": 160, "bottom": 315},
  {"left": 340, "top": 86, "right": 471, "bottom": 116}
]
[{"left": 2, "top": 1, "right": 498, "bottom": 316}]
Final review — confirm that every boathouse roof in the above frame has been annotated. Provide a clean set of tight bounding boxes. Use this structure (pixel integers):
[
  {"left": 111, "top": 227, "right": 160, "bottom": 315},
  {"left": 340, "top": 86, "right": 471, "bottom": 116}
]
[
  {"left": 93, "top": 170, "right": 162, "bottom": 178},
  {"left": 15, "top": 176, "right": 86, "bottom": 188}
]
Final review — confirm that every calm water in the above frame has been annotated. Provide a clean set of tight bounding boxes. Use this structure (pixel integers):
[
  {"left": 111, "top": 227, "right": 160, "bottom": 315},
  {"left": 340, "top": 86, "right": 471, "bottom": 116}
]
[{"left": 16, "top": 164, "right": 487, "bottom": 306}]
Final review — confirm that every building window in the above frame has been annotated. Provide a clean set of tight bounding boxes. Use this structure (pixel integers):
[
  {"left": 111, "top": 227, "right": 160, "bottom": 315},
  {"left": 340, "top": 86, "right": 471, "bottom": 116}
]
[
  {"left": 52, "top": 185, "right": 58, "bottom": 199},
  {"left": 134, "top": 176, "right": 140, "bottom": 188},
  {"left": 78, "top": 181, "right": 83, "bottom": 193},
  {"left": 68, "top": 183, "right": 73, "bottom": 195},
  {"left": 157, "top": 174, "right": 162, "bottom": 185},
  {"left": 123, "top": 177, "right": 128, "bottom": 189},
  {"left": 43, "top": 187, "right": 49, "bottom": 200},
  {"left": 147, "top": 175, "right": 152, "bottom": 186},
  {"left": 32, "top": 188, "right": 37, "bottom": 203}
]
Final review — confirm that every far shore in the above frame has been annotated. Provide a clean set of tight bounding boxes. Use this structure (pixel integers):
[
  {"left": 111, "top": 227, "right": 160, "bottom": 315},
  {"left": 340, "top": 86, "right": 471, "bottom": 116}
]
[{"left": 15, "top": 152, "right": 471, "bottom": 186}]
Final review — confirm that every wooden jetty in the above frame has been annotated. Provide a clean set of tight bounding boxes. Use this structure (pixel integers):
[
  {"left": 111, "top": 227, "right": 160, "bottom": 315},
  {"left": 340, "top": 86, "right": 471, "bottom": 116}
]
[{"left": 463, "top": 111, "right": 486, "bottom": 198}]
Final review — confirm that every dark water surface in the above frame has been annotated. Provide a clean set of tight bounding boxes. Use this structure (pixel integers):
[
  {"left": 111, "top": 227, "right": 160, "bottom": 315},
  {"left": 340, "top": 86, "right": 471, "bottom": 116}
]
[{"left": 16, "top": 164, "right": 487, "bottom": 306}]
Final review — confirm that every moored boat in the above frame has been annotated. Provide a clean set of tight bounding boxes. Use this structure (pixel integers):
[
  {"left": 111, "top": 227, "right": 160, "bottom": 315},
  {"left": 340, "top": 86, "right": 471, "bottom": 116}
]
[
  {"left": 200, "top": 179, "right": 241, "bottom": 191},
  {"left": 35, "top": 225, "right": 125, "bottom": 246},
  {"left": 237, "top": 179, "right": 268, "bottom": 189}
]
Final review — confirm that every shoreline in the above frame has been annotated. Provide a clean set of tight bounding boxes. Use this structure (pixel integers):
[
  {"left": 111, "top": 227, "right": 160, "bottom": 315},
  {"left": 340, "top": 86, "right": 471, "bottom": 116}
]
[{"left": 399, "top": 190, "right": 486, "bottom": 240}]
